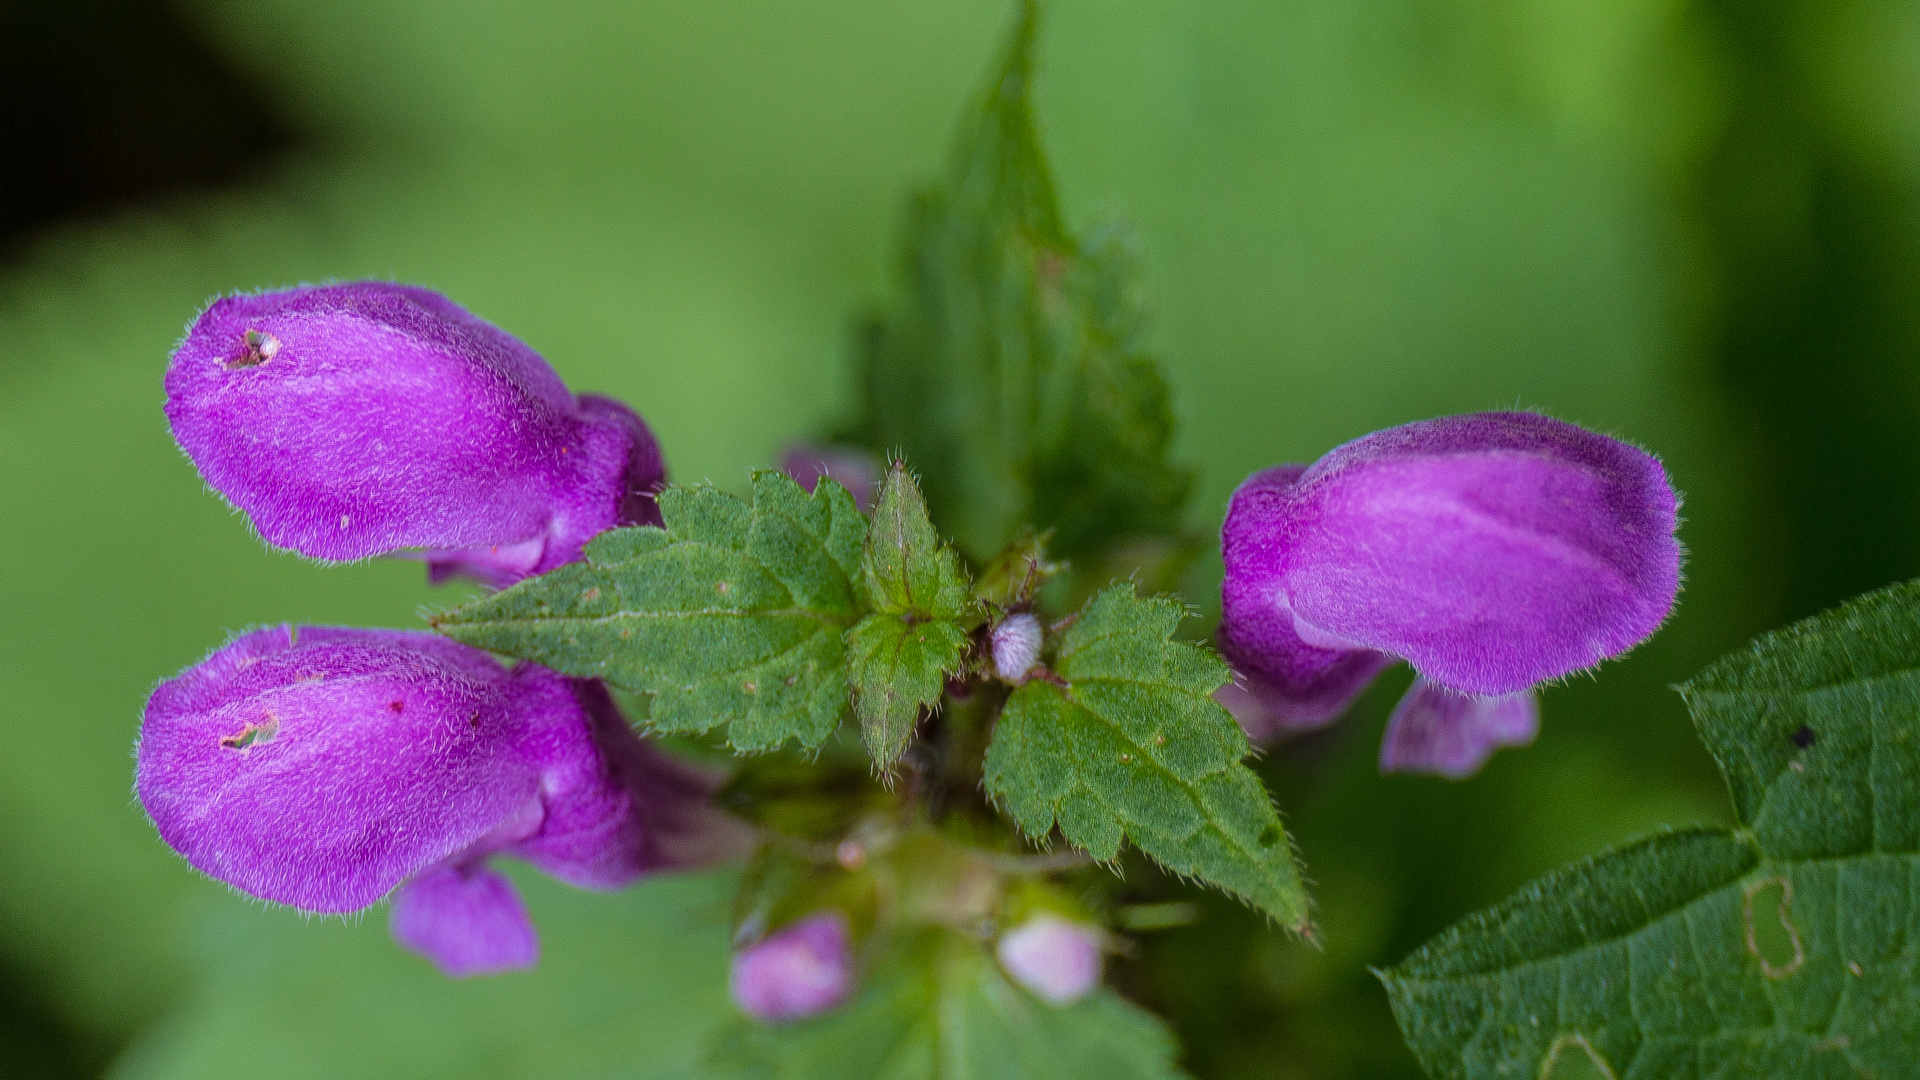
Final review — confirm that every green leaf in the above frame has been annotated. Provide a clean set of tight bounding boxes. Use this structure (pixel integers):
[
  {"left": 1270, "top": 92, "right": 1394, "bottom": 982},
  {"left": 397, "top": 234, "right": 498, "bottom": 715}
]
[
  {"left": 862, "top": 463, "right": 972, "bottom": 620},
  {"left": 845, "top": 0, "right": 1192, "bottom": 562},
  {"left": 704, "top": 928, "right": 1190, "bottom": 1080},
  {"left": 1383, "top": 579, "right": 1920, "bottom": 1080},
  {"left": 982, "top": 585, "right": 1310, "bottom": 931},
  {"left": 848, "top": 465, "right": 974, "bottom": 770},
  {"left": 434, "top": 471, "right": 866, "bottom": 752},
  {"left": 847, "top": 615, "right": 970, "bottom": 771}
]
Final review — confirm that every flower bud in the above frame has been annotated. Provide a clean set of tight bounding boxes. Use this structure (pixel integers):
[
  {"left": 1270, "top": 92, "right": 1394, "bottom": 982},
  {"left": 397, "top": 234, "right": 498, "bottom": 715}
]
[
  {"left": 779, "top": 443, "right": 881, "bottom": 513},
  {"left": 165, "top": 283, "right": 665, "bottom": 587},
  {"left": 1219, "top": 412, "right": 1679, "bottom": 775},
  {"left": 730, "top": 911, "right": 855, "bottom": 1022},
  {"left": 991, "top": 612, "right": 1043, "bottom": 682},
  {"left": 996, "top": 913, "right": 1103, "bottom": 1004},
  {"left": 135, "top": 626, "right": 731, "bottom": 976}
]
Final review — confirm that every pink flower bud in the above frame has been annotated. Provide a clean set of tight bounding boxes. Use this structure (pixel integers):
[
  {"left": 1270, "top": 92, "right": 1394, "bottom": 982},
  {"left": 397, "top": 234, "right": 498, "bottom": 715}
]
[
  {"left": 996, "top": 913, "right": 1103, "bottom": 1004},
  {"left": 730, "top": 911, "right": 855, "bottom": 1022}
]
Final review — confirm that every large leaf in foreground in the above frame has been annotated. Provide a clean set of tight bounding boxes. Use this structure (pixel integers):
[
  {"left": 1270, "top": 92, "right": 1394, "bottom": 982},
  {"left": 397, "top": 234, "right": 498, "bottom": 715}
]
[
  {"left": 848, "top": 464, "right": 974, "bottom": 770},
  {"left": 435, "top": 471, "right": 866, "bottom": 752},
  {"left": 1383, "top": 580, "right": 1920, "bottom": 1079},
  {"left": 983, "top": 585, "right": 1310, "bottom": 931},
  {"left": 704, "top": 929, "right": 1188, "bottom": 1080}
]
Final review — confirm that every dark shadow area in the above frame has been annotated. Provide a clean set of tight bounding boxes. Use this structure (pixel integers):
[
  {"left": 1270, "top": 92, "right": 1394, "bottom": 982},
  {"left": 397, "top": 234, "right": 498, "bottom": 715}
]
[
  {"left": 0, "top": 0, "right": 305, "bottom": 260},
  {"left": 1695, "top": 0, "right": 1920, "bottom": 624},
  {"left": 0, "top": 964, "right": 114, "bottom": 1080},
  {"left": 1, "top": 0, "right": 305, "bottom": 1071}
]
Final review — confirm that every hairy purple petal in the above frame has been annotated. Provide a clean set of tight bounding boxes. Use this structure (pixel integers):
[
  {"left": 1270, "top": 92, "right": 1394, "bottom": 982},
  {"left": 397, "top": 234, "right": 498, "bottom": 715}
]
[
  {"left": 779, "top": 443, "right": 881, "bottom": 512},
  {"left": 1379, "top": 679, "right": 1539, "bottom": 779},
  {"left": 505, "top": 678, "right": 748, "bottom": 888},
  {"left": 165, "top": 282, "right": 664, "bottom": 586},
  {"left": 730, "top": 911, "right": 855, "bottom": 1023},
  {"left": 996, "top": 914, "right": 1103, "bottom": 1005},
  {"left": 136, "top": 626, "right": 545, "bottom": 912},
  {"left": 136, "top": 627, "right": 731, "bottom": 929},
  {"left": 1220, "top": 413, "right": 1679, "bottom": 735},
  {"left": 390, "top": 864, "right": 539, "bottom": 977}
]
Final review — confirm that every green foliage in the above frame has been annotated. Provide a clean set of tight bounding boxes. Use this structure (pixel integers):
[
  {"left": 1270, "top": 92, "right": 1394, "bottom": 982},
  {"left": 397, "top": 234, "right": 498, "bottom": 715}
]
[
  {"left": 983, "top": 585, "right": 1310, "bottom": 931},
  {"left": 705, "top": 929, "right": 1189, "bottom": 1080},
  {"left": 847, "top": 617, "right": 971, "bottom": 772},
  {"left": 845, "top": 0, "right": 1192, "bottom": 562},
  {"left": 1382, "top": 580, "right": 1920, "bottom": 1079},
  {"left": 850, "top": 465, "right": 976, "bottom": 769},
  {"left": 117, "top": 870, "right": 736, "bottom": 1080},
  {"left": 435, "top": 471, "right": 867, "bottom": 752}
]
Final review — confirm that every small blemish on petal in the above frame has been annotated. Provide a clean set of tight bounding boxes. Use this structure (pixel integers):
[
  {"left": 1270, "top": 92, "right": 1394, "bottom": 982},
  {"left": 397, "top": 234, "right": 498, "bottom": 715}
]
[
  {"left": 228, "top": 329, "right": 280, "bottom": 368},
  {"left": 219, "top": 715, "right": 279, "bottom": 751}
]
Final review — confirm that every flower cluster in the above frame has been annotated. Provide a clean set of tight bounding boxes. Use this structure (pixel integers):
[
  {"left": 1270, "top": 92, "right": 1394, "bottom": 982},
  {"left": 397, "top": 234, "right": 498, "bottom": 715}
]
[
  {"left": 141, "top": 282, "right": 722, "bottom": 977},
  {"left": 137, "top": 279, "right": 1684, "bottom": 1018}
]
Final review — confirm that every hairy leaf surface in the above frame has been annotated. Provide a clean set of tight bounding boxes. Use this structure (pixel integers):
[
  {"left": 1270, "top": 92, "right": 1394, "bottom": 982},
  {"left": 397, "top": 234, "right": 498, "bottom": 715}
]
[
  {"left": 983, "top": 585, "right": 1310, "bottom": 931},
  {"left": 1383, "top": 580, "right": 1920, "bottom": 1079},
  {"left": 844, "top": 0, "right": 1191, "bottom": 561},
  {"left": 849, "top": 465, "right": 974, "bottom": 769},
  {"left": 434, "top": 471, "right": 865, "bottom": 752},
  {"left": 705, "top": 929, "right": 1188, "bottom": 1080}
]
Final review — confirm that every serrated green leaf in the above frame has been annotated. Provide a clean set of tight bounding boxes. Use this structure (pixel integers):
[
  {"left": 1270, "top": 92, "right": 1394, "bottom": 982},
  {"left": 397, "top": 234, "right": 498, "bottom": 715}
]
[
  {"left": 847, "top": 615, "right": 970, "bottom": 771},
  {"left": 704, "top": 928, "right": 1190, "bottom": 1080},
  {"left": 434, "top": 471, "right": 866, "bottom": 752},
  {"left": 845, "top": 0, "right": 1192, "bottom": 562},
  {"left": 982, "top": 585, "right": 1309, "bottom": 931},
  {"left": 1383, "top": 579, "right": 1920, "bottom": 1080},
  {"left": 862, "top": 463, "right": 972, "bottom": 621},
  {"left": 847, "top": 464, "right": 973, "bottom": 769}
]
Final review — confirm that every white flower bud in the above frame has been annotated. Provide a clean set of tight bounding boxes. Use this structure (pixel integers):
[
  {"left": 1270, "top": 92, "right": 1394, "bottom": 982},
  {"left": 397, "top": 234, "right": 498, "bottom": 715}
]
[{"left": 991, "top": 612, "right": 1043, "bottom": 682}]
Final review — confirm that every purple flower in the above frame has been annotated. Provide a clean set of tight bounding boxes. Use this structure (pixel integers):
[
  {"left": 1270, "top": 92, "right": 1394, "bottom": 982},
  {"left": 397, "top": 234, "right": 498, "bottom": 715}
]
[
  {"left": 730, "top": 911, "right": 855, "bottom": 1022},
  {"left": 779, "top": 444, "right": 881, "bottom": 513},
  {"left": 996, "top": 914, "right": 1103, "bottom": 1005},
  {"left": 165, "top": 283, "right": 666, "bottom": 588},
  {"left": 1218, "top": 412, "right": 1680, "bottom": 776},
  {"left": 136, "top": 626, "right": 735, "bottom": 977}
]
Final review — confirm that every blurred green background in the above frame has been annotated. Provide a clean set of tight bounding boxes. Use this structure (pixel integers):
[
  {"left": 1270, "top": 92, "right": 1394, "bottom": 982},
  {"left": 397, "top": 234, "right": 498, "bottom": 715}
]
[{"left": 1, "top": 0, "right": 1916, "bottom": 1076}]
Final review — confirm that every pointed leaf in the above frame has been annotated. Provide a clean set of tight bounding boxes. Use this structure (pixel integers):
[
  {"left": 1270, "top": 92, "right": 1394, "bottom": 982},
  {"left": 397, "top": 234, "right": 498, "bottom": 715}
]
[
  {"left": 1383, "top": 579, "right": 1920, "bottom": 1079},
  {"left": 846, "top": 614, "right": 968, "bottom": 770},
  {"left": 862, "top": 463, "right": 972, "bottom": 621},
  {"left": 846, "top": 0, "right": 1191, "bottom": 561},
  {"left": 434, "top": 472, "right": 866, "bottom": 752},
  {"left": 983, "top": 584, "right": 1310, "bottom": 930}
]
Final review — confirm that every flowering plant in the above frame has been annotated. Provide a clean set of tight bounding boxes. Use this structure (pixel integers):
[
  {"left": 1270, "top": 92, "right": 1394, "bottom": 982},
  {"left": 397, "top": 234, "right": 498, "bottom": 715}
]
[{"left": 132, "top": 4, "right": 1917, "bottom": 1077}]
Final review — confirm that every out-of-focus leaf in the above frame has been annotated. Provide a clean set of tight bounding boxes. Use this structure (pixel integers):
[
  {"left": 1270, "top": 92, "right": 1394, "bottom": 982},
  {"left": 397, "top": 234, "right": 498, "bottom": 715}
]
[
  {"left": 704, "top": 927, "right": 1189, "bottom": 1080},
  {"left": 112, "top": 869, "right": 736, "bottom": 1080},
  {"left": 435, "top": 472, "right": 866, "bottom": 752},
  {"left": 1383, "top": 580, "right": 1920, "bottom": 1079},
  {"left": 983, "top": 585, "right": 1309, "bottom": 931},
  {"left": 847, "top": 0, "right": 1192, "bottom": 562}
]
